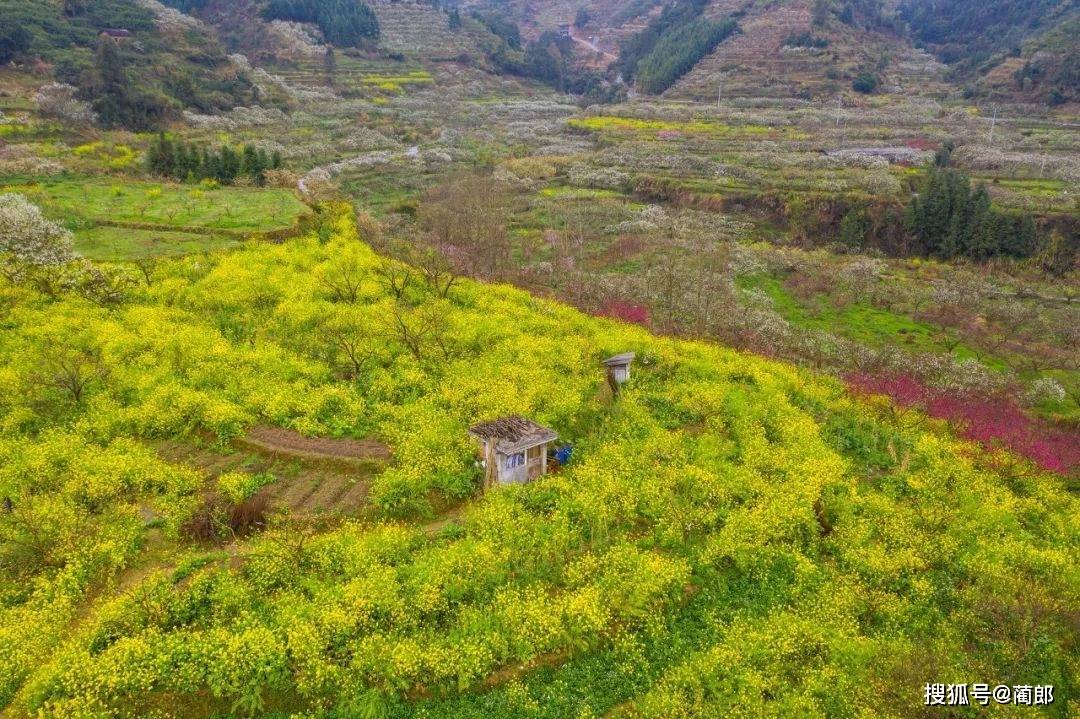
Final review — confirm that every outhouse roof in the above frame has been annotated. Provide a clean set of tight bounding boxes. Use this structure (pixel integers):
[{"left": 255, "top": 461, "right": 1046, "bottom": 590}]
[
  {"left": 601, "top": 352, "right": 636, "bottom": 367},
  {"left": 469, "top": 415, "right": 558, "bottom": 454},
  {"left": 101, "top": 28, "right": 132, "bottom": 37}
]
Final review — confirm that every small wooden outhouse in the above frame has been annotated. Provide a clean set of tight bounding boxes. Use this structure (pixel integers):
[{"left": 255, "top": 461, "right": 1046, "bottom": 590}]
[
  {"left": 602, "top": 352, "right": 636, "bottom": 392},
  {"left": 469, "top": 416, "right": 558, "bottom": 487},
  {"left": 100, "top": 28, "right": 132, "bottom": 43}
]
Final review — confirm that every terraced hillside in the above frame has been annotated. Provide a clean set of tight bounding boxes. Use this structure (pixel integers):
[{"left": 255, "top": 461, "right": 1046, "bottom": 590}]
[
  {"left": 901, "top": 0, "right": 1080, "bottom": 103},
  {"left": 370, "top": 0, "right": 497, "bottom": 61},
  {"left": 499, "top": 0, "right": 1076, "bottom": 105},
  {"left": 577, "top": 0, "right": 666, "bottom": 59},
  {"left": 970, "top": 16, "right": 1080, "bottom": 104},
  {"left": 0, "top": 177, "right": 311, "bottom": 260},
  {"left": 666, "top": 0, "right": 952, "bottom": 100},
  {"left": 263, "top": 53, "right": 437, "bottom": 100}
]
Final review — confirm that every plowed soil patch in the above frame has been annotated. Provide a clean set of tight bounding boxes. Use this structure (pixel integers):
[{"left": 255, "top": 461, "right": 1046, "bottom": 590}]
[
  {"left": 241, "top": 426, "right": 392, "bottom": 462},
  {"left": 152, "top": 439, "right": 375, "bottom": 516}
]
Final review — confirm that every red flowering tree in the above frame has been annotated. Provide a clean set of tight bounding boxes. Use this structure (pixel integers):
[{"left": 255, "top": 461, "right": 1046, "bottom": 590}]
[{"left": 847, "top": 372, "right": 1080, "bottom": 474}]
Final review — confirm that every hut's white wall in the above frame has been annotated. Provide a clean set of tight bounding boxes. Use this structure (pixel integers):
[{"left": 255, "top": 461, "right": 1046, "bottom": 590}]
[
  {"left": 493, "top": 442, "right": 551, "bottom": 484},
  {"left": 497, "top": 450, "right": 530, "bottom": 484}
]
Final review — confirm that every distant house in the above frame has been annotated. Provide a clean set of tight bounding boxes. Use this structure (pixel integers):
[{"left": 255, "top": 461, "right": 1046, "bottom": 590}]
[
  {"left": 100, "top": 29, "right": 132, "bottom": 43},
  {"left": 469, "top": 416, "right": 558, "bottom": 487},
  {"left": 557, "top": 23, "right": 572, "bottom": 37},
  {"left": 602, "top": 352, "right": 635, "bottom": 391}
]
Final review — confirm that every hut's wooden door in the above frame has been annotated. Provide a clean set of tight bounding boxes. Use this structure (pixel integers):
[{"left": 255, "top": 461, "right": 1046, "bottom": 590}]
[{"left": 527, "top": 445, "right": 544, "bottom": 480}]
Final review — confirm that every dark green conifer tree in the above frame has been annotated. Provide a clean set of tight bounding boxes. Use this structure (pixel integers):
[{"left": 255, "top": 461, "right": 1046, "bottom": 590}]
[{"left": 839, "top": 207, "right": 871, "bottom": 249}]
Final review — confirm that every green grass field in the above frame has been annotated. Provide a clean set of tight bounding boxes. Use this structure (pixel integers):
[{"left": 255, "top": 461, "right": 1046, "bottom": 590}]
[
  {"left": 5, "top": 178, "right": 310, "bottom": 234},
  {"left": 741, "top": 274, "right": 1008, "bottom": 370},
  {"left": 3, "top": 177, "right": 311, "bottom": 260},
  {"left": 73, "top": 226, "right": 241, "bottom": 261}
]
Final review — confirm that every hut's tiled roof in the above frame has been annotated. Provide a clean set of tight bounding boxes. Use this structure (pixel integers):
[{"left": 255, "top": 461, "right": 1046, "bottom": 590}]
[
  {"left": 469, "top": 415, "right": 558, "bottom": 454},
  {"left": 601, "top": 352, "right": 636, "bottom": 366}
]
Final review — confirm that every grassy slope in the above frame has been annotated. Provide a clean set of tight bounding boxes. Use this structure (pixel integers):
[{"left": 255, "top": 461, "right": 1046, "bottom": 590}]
[
  {"left": 7, "top": 179, "right": 309, "bottom": 231},
  {"left": 72, "top": 226, "right": 239, "bottom": 260},
  {"left": 0, "top": 209, "right": 1076, "bottom": 718},
  {"left": 902, "top": 0, "right": 1080, "bottom": 102},
  {"left": 0, "top": 0, "right": 257, "bottom": 116},
  {"left": 2, "top": 178, "right": 311, "bottom": 259},
  {"left": 740, "top": 274, "right": 1006, "bottom": 367},
  {"left": 664, "top": 0, "right": 952, "bottom": 101}
]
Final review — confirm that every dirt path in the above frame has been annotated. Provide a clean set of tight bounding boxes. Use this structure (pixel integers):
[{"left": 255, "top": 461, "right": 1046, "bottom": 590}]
[
  {"left": 569, "top": 26, "right": 617, "bottom": 62},
  {"left": 417, "top": 503, "right": 467, "bottom": 536}
]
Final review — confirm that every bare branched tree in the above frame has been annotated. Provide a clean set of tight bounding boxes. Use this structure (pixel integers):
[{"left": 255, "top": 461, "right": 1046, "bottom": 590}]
[
  {"left": 642, "top": 248, "right": 693, "bottom": 334},
  {"left": 409, "top": 244, "right": 460, "bottom": 299},
  {"left": 418, "top": 173, "right": 510, "bottom": 282},
  {"left": 76, "top": 264, "right": 136, "bottom": 307},
  {"left": 317, "top": 312, "right": 379, "bottom": 380},
  {"left": 384, "top": 302, "right": 454, "bottom": 364},
  {"left": 318, "top": 257, "right": 366, "bottom": 304},
  {"left": 29, "top": 340, "right": 109, "bottom": 405},
  {"left": 133, "top": 256, "right": 159, "bottom": 287},
  {"left": 374, "top": 258, "right": 416, "bottom": 301}
]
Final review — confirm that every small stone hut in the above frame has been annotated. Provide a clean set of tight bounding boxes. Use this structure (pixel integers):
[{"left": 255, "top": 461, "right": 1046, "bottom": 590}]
[
  {"left": 100, "top": 29, "right": 132, "bottom": 42},
  {"left": 602, "top": 352, "right": 636, "bottom": 392},
  {"left": 469, "top": 416, "right": 558, "bottom": 487}
]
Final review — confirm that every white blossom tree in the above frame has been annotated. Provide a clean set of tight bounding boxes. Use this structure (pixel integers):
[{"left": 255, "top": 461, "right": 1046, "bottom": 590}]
[
  {"left": 0, "top": 193, "right": 80, "bottom": 293},
  {"left": 34, "top": 83, "right": 97, "bottom": 127}
]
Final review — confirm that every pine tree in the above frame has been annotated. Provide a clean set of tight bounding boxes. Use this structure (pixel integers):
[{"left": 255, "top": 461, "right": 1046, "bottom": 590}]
[
  {"left": 184, "top": 144, "right": 201, "bottom": 180},
  {"left": 324, "top": 46, "right": 337, "bottom": 87},
  {"left": 203, "top": 147, "right": 220, "bottom": 182},
  {"left": 965, "top": 185, "right": 993, "bottom": 260},
  {"left": 93, "top": 38, "right": 130, "bottom": 129},
  {"left": 913, "top": 168, "right": 950, "bottom": 255},
  {"left": 934, "top": 140, "right": 954, "bottom": 168},
  {"left": 173, "top": 143, "right": 185, "bottom": 180},
  {"left": 948, "top": 180, "right": 969, "bottom": 256},
  {"left": 839, "top": 207, "right": 870, "bottom": 249},
  {"left": 241, "top": 145, "right": 258, "bottom": 178},
  {"left": 220, "top": 146, "right": 240, "bottom": 183},
  {"left": 256, "top": 149, "right": 270, "bottom": 186},
  {"left": 941, "top": 206, "right": 963, "bottom": 259},
  {"left": 181, "top": 143, "right": 198, "bottom": 180},
  {"left": 241, "top": 145, "right": 268, "bottom": 186},
  {"left": 1010, "top": 214, "right": 1038, "bottom": 258},
  {"left": 147, "top": 133, "right": 166, "bottom": 176}
]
